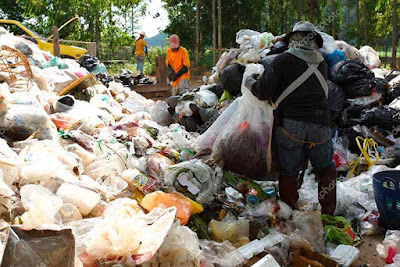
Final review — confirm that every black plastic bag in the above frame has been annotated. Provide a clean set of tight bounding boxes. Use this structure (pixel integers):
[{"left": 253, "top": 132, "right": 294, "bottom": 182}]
[
  {"left": 220, "top": 64, "right": 245, "bottom": 97},
  {"left": 328, "top": 80, "right": 346, "bottom": 123},
  {"left": 78, "top": 54, "right": 99, "bottom": 71},
  {"left": 330, "top": 60, "right": 374, "bottom": 98},
  {"left": 360, "top": 105, "right": 400, "bottom": 129},
  {"left": 267, "top": 41, "right": 288, "bottom": 56},
  {"left": 116, "top": 69, "right": 135, "bottom": 89}
]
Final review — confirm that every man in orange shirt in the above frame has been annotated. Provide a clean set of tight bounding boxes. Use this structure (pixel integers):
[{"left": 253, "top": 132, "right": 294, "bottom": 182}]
[
  {"left": 135, "top": 31, "right": 148, "bottom": 77},
  {"left": 166, "top": 34, "right": 190, "bottom": 95}
]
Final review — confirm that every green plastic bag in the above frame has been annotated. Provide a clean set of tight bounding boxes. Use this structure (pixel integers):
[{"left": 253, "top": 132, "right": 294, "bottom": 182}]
[
  {"left": 219, "top": 90, "right": 233, "bottom": 103},
  {"left": 41, "top": 57, "right": 68, "bottom": 69},
  {"left": 321, "top": 215, "right": 354, "bottom": 245}
]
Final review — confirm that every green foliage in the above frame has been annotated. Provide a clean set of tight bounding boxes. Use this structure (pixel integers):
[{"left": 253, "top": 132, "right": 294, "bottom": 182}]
[{"left": 1, "top": 0, "right": 144, "bottom": 52}]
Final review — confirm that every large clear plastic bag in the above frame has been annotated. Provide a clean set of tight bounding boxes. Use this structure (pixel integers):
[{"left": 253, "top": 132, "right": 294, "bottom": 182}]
[
  {"left": 84, "top": 206, "right": 176, "bottom": 265},
  {"left": 208, "top": 64, "right": 273, "bottom": 178},
  {"left": 359, "top": 46, "right": 381, "bottom": 69},
  {"left": 236, "top": 30, "right": 274, "bottom": 52},
  {"left": 292, "top": 210, "right": 325, "bottom": 253},
  {"left": 150, "top": 100, "right": 172, "bottom": 126},
  {"left": 20, "top": 185, "right": 63, "bottom": 228},
  {"left": 142, "top": 222, "right": 202, "bottom": 267},
  {"left": 318, "top": 31, "right": 338, "bottom": 54},
  {"left": 209, "top": 219, "right": 250, "bottom": 248}
]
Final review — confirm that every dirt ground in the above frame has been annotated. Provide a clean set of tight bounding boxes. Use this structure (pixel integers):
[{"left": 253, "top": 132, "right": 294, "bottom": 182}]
[{"left": 352, "top": 234, "right": 385, "bottom": 267}]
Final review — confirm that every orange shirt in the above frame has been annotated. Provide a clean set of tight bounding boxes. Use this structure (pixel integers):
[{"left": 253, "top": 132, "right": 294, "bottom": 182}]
[
  {"left": 135, "top": 39, "right": 146, "bottom": 56},
  {"left": 166, "top": 46, "right": 190, "bottom": 87}
]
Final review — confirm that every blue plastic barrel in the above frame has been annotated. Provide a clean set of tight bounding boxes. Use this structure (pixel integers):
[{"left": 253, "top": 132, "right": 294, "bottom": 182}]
[{"left": 373, "top": 171, "right": 400, "bottom": 230}]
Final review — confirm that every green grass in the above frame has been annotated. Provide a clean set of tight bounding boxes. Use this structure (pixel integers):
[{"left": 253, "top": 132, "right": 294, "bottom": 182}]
[{"left": 377, "top": 50, "right": 400, "bottom": 58}]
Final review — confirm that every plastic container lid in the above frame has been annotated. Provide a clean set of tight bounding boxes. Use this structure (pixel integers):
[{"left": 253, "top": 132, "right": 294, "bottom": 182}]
[
  {"left": 251, "top": 254, "right": 281, "bottom": 267},
  {"left": 329, "top": 245, "right": 360, "bottom": 267}
]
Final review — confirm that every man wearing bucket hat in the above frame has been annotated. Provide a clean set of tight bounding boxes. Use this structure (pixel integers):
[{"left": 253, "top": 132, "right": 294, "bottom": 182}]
[
  {"left": 246, "top": 21, "right": 337, "bottom": 215},
  {"left": 166, "top": 34, "right": 190, "bottom": 95},
  {"left": 134, "top": 31, "right": 148, "bottom": 77}
]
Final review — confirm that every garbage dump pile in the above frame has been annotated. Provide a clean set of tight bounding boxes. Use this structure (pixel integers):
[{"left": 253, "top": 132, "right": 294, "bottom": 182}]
[{"left": 0, "top": 25, "right": 399, "bottom": 267}]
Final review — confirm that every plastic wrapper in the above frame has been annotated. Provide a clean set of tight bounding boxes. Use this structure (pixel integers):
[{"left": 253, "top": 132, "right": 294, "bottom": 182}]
[
  {"left": 336, "top": 173, "right": 378, "bottom": 219},
  {"left": 150, "top": 100, "right": 172, "bottom": 126},
  {"left": 65, "top": 144, "right": 96, "bottom": 168},
  {"left": 332, "top": 133, "right": 356, "bottom": 171},
  {"left": 377, "top": 230, "right": 400, "bottom": 259},
  {"left": 59, "top": 203, "right": 83, "bottom": 223},
  {"left": 18, "top": 151, "right": 64, "bottom": 185},
  {"left": 140, "top": 191, "right": 193, "bottom": 225},
  {"left": 209, "top": 219, "right": 250, "bottom": 248},
  {"left": 20, "top": 185, "right": 63, "bottom": 228},
  {"left": 164, "top": 160, "right": 217, "bottom": 204},
  {"left": 143, "top": 222, "right": 202, "bottom": 267},
  {"left": 0, "top": 93, "right": 58, "bottom": 141},
  {"left": 41, "top": 57, "right": 68, "bottom": 69},
  {"left": 389, "top": 97, "right": 400, "bottom": 111},
  {"left": 199, "top": 240, "right": 245, "bottom": 267},
  {"left": 238, "top": 48, "right": 261, "bottom": 63},
  {"left": 216, "top": 49, "right": 241, "bottom": 73},
  {"left": 147, "top": 152, "right": 175, "bottom": 180},
  {"left": 360, "top": 45, "right": 381, "bottom": 69},
  {"left": 292, "top": 210, "right": 325, "bottom": 253},
  {"left": 210, "top": 64, "right": 273, "bottom": 178},
  {"left": 0, "top": 170, "right": 14, "bottom": 198},
  {"left": 195, "top": 89, "right": 219, "bottom": 107},
  {"left": 235, "top": 30, "right": 274, "bottom": 52},
  {"left": 84, "top": 206, "right": 176, "bottom": 265},
  {"left": 1, "top": 226, "right": 76, "bottom": 267},
  {"left": 0, "top": 138, "right": 18, "bottom": 186}
]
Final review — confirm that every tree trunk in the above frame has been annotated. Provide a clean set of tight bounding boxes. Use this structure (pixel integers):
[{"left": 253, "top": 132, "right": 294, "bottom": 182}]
[
  {"left": 218, "top": 0, "right": 222, "bottom": 57},
  {"left": 95, "top": 15, "right": 100, "bottom": 57},
  {"left": 297, "top": 0, "right": 302, "bottom": 21},
  {"left": 392, "top": 0, "right": 398, "bottom": 68},
  {"left": 309, "top": 0, "right": 316, "bottom": 22},
  {"left": 356, "top": 0, "right": 360, "bottom": 46},
  {"left": 363, "top": 0, "right": 368, "bottom": 45},
  {"left": 195, "top": 0, "right": 200, "bottom": 65},
  {"left": 346, "top": 0, "right": 351, "bottom": 31},
  {"left": 332, "top": 0, "right": 337, "bottom": 38},
  {"left": 279, "top": 0, "right": 284, "bottom": 33},
  {"left": 212, "top": 0, "right": 216, "bottom": 65}
]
